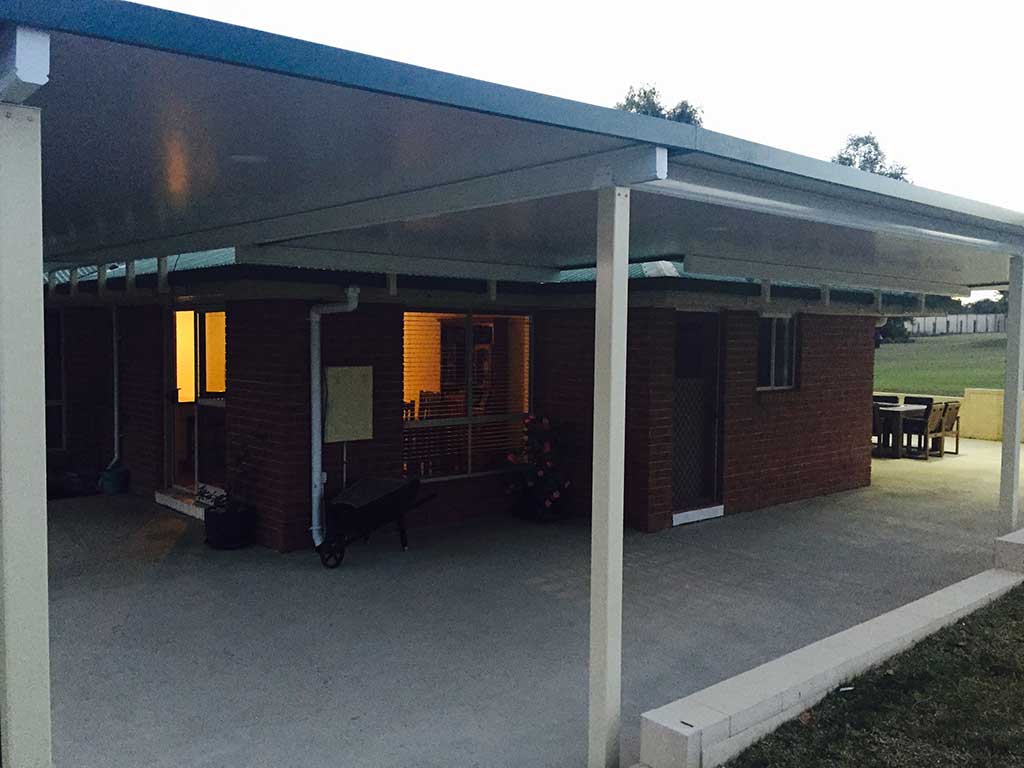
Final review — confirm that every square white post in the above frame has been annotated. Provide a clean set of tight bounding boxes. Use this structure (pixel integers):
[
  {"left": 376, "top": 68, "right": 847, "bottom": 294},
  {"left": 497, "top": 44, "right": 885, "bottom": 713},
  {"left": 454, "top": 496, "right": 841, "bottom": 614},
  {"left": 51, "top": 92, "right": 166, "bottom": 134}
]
[
  {"left": 1000, "top": 253, "right": 1024, "bottom": 533},
  {"left": 0, "top": 104, "right": 53, "bottom": 767},
  {"left": 588, "top": 186, "right": 630, "bottom": 768}
]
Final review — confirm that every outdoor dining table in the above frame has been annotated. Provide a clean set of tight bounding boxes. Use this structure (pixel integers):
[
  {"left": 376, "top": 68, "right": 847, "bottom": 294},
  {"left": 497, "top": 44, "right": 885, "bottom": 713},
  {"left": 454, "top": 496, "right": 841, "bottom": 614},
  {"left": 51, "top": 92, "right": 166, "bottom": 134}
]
[{"left": 877, "top": 404, "right": 927, "bottom": 458}]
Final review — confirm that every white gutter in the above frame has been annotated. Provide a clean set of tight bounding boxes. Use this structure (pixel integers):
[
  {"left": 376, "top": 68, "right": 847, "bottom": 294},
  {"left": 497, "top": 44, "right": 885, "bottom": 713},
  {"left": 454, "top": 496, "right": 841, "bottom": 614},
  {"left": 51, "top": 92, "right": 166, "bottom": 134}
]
[
  {"left": 106, "top": 305, "right": 120, "bottom": 468},
  {"left": 310, "top": 286, "right": 360, "bottom": 548}
]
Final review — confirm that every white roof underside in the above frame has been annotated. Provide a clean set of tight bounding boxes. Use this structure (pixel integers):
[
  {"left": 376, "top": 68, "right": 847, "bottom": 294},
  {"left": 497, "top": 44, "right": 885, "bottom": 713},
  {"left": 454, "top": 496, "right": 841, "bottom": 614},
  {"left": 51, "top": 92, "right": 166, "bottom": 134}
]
[{"left": 15, "top": 4, "right": 1024, "bottom": 295}]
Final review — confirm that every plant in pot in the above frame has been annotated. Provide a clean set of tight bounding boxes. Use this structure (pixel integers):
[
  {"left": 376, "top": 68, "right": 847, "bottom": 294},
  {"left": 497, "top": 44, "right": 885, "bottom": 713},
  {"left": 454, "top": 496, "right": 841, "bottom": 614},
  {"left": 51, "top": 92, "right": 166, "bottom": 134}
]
[
  {"left": 197, "top": 445, "right": 255, "bottom": 550},
  {"left": 506, "top": 415, "right": 571, "bottom": 522}
]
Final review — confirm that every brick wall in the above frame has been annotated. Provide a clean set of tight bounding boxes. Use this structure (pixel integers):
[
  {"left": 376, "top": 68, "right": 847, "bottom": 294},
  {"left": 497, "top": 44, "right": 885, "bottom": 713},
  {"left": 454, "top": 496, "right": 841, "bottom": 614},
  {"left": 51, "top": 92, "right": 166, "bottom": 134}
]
[
  {"left": 721, "top": 311, "right": 874, "bottom": 511},
  {"left": 56, "top": 307, "right": 115, "bottom": 475},
  {"left": 225, "top": 299, "right": 312, "bottom": 552},
  {"left": 118, "top": 305, "right": 166, "bottom": 495},
  {"left": 531, "top": 307, "right": 675, "bottom": 531},
  {"left": 321, "top": 305, "right": 404, "bottom": 494}
]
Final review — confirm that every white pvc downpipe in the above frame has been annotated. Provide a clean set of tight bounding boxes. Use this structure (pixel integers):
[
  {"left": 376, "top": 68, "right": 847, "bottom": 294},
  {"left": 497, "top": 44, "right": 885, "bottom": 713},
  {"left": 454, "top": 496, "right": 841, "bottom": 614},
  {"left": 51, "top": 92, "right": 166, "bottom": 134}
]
[
  {"left": 310, "top": 285, "right": 360, "bottom": 548},
  {"left": 107, "top": 305, "right": 120, "bottom": 469}
]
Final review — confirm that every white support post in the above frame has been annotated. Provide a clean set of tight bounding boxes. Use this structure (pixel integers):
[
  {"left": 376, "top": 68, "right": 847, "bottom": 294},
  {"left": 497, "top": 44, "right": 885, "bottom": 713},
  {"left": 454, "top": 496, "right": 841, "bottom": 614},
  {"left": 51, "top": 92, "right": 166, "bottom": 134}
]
[
  {"left": 761, "top": 279, "right": 772, "bottom": 304},
  {"left": 820, "top": 285, "right": 830, "bottom": 307},
  {"left": 588, "top": 186, "right": 629, "bottom": 768},
  {"left": 125, "top": 259, "right": 137, "bottom": 294},
  {"left": 96, "top": 262, "right": 108, "bottom": 296},
  {"left": 0, "top": 104, "right": 53, "bottom": 768},
  {"left": 874, "top": 290, "right": 883, "bottom": 313},
  {"left": 68, "top": 266, "right": 78, "bottom": 295},
  {"left": 1000, "top": 253, "right": 1024, "bottom": 533},
  {"left": 157, "top": 255, "right": 168, "bottom": 293},
  {"left": 386, "top": 272, "right": 398, "bottom": 297},
  {"left": 45, "top": 269, "right": 56, "bottom": 295},
  {"left": 487, "top": 279, "right": 498, "bottom": 302}
]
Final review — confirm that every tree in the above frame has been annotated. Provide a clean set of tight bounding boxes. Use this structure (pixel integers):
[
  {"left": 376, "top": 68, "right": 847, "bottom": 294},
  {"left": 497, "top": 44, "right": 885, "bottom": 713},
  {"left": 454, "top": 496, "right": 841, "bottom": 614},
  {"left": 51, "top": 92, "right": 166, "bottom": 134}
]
[
  {"left": 616, "top": 84, "right": 703, "bottom": 126},
  {"left": 832, "top": 134, "right": 909, "bottom": 181}
]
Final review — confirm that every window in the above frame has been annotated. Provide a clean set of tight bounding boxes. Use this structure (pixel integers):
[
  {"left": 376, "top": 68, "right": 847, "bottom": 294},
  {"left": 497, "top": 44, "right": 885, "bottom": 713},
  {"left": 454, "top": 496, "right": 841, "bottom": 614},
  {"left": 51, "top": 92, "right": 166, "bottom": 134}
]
[
  {"left": 175, "top": 309, "right": 227, "bottom": 403},
  {"left": 44, "top": 309, "right": 66, "bottom": 451},
  {"left": 402, "top": 312, "right": 531, "bottom": 479},
  {"left": 757, "top": 315, "right": 797, "bottom": 390}
]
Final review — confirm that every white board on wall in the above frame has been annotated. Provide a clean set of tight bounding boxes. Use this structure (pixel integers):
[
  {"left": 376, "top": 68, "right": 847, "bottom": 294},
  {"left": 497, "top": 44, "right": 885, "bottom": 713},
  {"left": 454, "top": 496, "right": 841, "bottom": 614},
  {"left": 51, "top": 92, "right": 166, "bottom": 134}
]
[{"left": 324, "top": 366, "right": 373, "bottom": 442}]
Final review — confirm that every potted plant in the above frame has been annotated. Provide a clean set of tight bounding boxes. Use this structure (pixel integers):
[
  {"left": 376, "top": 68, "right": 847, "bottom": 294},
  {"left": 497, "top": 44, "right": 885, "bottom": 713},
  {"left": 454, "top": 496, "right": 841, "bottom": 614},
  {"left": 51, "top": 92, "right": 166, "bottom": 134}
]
[
  {"left": 506, "top": 415, "right": 571, "bottom": 522},
  {"left": 198, "top": 446, "right": 255, "bottom": 550}
]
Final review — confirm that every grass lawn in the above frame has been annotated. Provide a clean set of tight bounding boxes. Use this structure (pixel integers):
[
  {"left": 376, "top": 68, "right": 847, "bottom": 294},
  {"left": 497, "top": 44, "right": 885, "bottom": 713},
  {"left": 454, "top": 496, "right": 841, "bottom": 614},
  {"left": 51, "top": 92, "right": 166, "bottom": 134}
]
[
  {"left": 727, "top": 584, "right": 1024, "bottom": 768},
  {"left": 874, "top": 333, "right": 1007, "bottom": 396}
]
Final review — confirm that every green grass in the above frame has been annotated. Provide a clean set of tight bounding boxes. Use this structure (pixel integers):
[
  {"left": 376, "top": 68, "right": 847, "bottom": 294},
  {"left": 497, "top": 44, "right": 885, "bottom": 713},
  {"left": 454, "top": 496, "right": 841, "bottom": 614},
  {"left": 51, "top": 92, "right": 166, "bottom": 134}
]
[
  {"left": 726, "top": 584, "right": 1024, "bottom": 768},
  {"left": 874, "top": 334, "right": 1007, "bottom": 396}
]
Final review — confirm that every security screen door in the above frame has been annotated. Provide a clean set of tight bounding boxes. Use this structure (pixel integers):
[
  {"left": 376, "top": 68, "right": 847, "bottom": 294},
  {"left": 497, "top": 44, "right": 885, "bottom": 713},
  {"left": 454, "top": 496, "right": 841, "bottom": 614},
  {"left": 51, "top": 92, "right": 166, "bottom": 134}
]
[{"left": 672, "top": 312, "right": 721, "bottom": 511}]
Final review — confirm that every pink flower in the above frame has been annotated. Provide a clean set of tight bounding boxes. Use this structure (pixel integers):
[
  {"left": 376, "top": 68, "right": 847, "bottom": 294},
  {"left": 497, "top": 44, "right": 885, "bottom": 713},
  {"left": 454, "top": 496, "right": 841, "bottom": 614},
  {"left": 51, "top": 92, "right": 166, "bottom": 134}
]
[
  {"left": 552, "top": 491, "right": 561, "bottom": 499},
  {"left": 544, "top": 500, "right": 552, "bottom": 508},
  {"left": 506, "top": 452, "right": 516, "bottom": 463}
]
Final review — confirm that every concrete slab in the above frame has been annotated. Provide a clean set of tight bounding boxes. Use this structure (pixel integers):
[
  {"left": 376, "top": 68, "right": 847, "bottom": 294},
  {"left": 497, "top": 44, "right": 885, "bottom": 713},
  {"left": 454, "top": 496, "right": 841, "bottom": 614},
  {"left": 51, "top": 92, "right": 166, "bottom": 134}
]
[
  {"left": 48, "top": 439, "right": 1006, "bottom": 767},
  {"left": 642, "top": 568, "right": 1023, "bottom": 768},
  {"left": 995, "top": 527, "right": 1024, "bottom": 572}
]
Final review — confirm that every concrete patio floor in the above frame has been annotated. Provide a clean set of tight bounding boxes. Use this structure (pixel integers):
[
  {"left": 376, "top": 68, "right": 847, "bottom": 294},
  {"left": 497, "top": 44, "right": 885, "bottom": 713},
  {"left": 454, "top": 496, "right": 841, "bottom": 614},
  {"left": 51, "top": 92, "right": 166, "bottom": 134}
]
[{"left": 48, "top": 439, "right": 1007, "bottom": 768}]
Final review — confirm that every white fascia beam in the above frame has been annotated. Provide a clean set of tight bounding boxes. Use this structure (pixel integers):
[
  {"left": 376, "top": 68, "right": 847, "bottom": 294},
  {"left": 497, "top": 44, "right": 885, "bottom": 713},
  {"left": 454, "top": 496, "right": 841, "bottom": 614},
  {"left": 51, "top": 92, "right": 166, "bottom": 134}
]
[
  {"left": 588, "top": 187, "right": 630, "bottom": 768},
  {"left": 0, "top": 104, "right": 52, "bottom": 768},
  {"left": 636, "top": 164, "right": 1024, "bottom": 255},
  {"left": 237, "top": 244, "right": 563, "bottom": 283},
  {"left": 1000, "top": 253, "right": 1024, "bottom": 534},
  {"left": 683, "top": 253, "right": 972, "bottom": 297},
  {"left": 0, "top": 27, "right": 48, "bottom": 104},
  {"left": 125, "top": 260, "right": 137, "bottom": 294},
  {"left": 157, "top": 256, "right": 168, "bottom": 293},
  {"left": 56, "top": 146, "right": 668, "bottom": 265}
]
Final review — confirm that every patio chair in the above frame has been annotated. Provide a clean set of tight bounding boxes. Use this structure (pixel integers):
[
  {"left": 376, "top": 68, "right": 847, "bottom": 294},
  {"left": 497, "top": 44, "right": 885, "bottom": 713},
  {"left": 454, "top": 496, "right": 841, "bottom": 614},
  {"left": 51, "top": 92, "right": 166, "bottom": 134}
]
[
  {"left": 871, "top": 402, "right": 887, "bottom": 452},
  {"left": 901, "top": 396, "right": 931, "bottom": 451},
  {"left": 942, "top": 400, "right": 961, "bottom": 455},
  {"left": 906, "top": 401, "right": 946, "bottom": 459}
]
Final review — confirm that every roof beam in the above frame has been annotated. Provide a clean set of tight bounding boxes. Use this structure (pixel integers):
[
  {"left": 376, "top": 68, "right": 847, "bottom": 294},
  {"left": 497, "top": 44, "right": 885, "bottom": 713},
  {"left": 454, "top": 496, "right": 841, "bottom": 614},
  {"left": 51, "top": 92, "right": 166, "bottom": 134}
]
[
  {"left": 0, "top": 26, "right": 48, "bottom": 103},
  {"left": 636, "top": 164, "right": 1024, "bottom": 255},
  {"left": 684, "top": 253, "right": 971, "bottom": 297},
  {"left": 237, "top": 245, "right": 562, "bottom": 283},
  {"left": 51, "top": 146, "right": 667, "bottom": 267}
]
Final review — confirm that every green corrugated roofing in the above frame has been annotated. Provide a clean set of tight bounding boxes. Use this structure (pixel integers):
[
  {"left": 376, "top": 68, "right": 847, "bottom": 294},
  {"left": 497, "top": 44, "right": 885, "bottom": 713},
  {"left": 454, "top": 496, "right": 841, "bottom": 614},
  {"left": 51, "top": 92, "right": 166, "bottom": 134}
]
[{"left": 46, "top": 248, "right": 236, "bottom": 285}]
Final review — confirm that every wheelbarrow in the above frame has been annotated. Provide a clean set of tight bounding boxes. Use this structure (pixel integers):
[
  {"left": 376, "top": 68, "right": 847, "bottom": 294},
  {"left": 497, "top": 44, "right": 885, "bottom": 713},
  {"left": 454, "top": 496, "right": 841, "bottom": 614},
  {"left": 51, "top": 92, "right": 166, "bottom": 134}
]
[{"left": 317, "top": 476, "right": 433, "bottom": 568}]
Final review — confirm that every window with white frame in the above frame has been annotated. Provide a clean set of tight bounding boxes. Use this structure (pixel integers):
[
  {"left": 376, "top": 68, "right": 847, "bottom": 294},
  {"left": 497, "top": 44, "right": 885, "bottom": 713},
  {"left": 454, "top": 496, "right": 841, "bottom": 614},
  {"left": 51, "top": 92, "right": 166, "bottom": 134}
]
[
  {"left": 757, "top": 315, "right": 797, "bottom": 390},
  {"left": 402, "top": 311, "right": 531, "bottom": 479}
]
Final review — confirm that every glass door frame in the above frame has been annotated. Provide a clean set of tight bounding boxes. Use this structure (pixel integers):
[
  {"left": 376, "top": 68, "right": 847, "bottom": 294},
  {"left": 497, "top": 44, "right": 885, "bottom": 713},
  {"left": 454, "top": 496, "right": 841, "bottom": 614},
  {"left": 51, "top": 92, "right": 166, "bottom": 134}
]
[{"left": 170, "top": 305, "right": 227, "bottom": 496}]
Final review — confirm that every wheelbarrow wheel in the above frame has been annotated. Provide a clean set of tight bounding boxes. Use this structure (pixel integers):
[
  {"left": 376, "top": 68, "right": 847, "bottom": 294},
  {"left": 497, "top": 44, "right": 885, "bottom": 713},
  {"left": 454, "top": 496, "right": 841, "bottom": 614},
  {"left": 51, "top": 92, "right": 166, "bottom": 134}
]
[{"left": 319, "top": 541, "right": 345, "bottom": 569}]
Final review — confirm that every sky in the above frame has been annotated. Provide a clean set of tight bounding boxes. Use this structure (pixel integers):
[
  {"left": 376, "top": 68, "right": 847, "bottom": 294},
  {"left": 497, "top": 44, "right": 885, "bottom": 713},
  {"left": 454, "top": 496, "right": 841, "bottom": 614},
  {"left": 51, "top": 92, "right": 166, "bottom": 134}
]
[{"left": 138, "top": 0, "right": 1022, "bottom": 300}]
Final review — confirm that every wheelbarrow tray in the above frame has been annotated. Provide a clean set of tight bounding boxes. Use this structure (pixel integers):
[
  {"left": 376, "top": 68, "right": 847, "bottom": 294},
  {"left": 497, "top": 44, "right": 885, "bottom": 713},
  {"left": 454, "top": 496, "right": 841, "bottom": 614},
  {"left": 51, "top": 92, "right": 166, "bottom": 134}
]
[{"left": 318, "top": 476, "right": 430, "bottom": 568}]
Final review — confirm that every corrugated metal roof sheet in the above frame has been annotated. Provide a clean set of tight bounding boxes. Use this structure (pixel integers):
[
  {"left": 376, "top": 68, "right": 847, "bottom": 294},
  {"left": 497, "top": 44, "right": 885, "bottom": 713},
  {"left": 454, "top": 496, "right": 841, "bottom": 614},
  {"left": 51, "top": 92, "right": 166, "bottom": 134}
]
[{"left": 46, "top": 248, "right": 236, "bottom": 285}]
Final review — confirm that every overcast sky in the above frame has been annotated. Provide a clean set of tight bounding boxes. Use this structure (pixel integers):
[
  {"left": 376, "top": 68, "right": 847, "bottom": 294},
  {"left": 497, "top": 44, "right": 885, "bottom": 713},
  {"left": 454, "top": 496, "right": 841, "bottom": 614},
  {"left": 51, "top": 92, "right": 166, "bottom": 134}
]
[{"left": 138, "top": 0, "right": 1021, "bottom": 299}]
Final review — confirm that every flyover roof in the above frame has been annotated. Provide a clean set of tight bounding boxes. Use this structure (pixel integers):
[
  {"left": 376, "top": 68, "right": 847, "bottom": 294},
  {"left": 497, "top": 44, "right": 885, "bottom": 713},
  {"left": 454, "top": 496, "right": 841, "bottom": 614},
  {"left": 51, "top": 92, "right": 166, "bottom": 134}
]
[{"left": 4, "top": 0, "right": 1022, "bottom": 294}]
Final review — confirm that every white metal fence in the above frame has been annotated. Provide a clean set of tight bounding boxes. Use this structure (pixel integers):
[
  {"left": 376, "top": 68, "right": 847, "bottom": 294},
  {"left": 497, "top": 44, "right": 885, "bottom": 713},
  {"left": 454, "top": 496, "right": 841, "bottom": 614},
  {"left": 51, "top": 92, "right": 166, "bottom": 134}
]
[{"left": 907, "top": 313, "right": 1007, "bottom": 336}]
